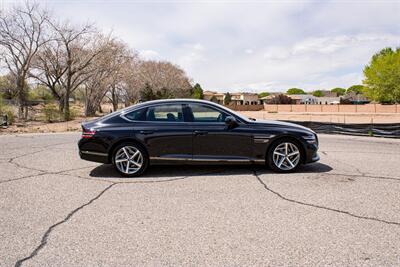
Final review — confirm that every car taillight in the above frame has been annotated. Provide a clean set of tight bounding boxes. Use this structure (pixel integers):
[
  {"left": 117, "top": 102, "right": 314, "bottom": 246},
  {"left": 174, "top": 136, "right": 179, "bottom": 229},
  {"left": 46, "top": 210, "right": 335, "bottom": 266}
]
[{"left": 82, "top": 129, "right": 96, "bottom": 138}]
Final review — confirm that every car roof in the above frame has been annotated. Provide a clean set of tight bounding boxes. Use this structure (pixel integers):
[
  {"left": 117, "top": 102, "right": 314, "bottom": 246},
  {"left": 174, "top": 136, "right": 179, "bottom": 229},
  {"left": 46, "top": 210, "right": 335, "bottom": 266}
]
[
  {"left": 98, "top": 98, "right": 249, "bottom": 124},
  {"left": 138, "top": 98, "right": 215, "bottom": 105}
]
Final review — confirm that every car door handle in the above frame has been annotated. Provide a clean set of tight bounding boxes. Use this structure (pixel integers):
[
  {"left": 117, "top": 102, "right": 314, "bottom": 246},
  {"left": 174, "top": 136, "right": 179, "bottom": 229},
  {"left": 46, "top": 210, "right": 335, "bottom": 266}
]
[
  {"left": 140, "top": 130, "right": 154, "bottom": 135},
  {"left": 194, "top": 130, "right": 208, "bottom": 136}
]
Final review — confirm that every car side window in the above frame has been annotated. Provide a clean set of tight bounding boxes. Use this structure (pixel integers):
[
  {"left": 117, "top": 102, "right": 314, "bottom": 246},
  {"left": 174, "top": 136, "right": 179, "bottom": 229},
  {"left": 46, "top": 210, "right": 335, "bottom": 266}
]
[
  {"left": 146, "top": 104, "right": 184, "bottom": 122},
  {"left": 189, "top": 104, "right": 227, "bottom": 123},
  {"left": 124, "top": 108, "right": 147, "bottom": 121}
]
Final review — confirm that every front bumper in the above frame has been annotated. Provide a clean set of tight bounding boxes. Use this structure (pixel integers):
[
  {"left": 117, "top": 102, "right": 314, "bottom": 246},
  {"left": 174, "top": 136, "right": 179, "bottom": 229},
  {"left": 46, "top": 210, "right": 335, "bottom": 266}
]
[
  {"left": 304, "top": 142, "right": 319, "bottom": 164},
  {"left": 308, "top": 152, "right": 320, "bottom": 163}
]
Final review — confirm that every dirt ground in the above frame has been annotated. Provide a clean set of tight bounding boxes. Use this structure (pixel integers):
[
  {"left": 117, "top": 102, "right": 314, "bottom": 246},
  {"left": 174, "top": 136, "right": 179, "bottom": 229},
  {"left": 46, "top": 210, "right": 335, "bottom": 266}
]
[{"left": 0, "top": 116, "right": 96, "bottom": 134}]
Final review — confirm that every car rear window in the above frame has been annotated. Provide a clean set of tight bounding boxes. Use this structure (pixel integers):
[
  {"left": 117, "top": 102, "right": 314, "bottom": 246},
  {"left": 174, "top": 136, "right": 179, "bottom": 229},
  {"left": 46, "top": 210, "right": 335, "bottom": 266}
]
[{"left": 124, "top": 108, "right": 147, "bottom": 121}]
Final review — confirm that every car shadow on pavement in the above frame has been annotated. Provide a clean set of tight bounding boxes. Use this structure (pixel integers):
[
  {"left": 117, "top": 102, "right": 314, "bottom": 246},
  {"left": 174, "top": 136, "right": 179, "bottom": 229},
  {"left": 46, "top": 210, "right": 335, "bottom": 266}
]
[{"left": 89, "top": 162, "right": 332, "bottom": 179}]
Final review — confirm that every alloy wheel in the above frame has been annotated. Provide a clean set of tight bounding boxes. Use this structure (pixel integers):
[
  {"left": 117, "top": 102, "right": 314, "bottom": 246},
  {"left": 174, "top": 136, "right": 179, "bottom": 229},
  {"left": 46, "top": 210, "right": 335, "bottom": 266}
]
[
  {"left": 114, "top": 146, "right": 144, "bottom": 175},
  {"left": 272, "top": 142, "right": 300, "bottom": 171}
]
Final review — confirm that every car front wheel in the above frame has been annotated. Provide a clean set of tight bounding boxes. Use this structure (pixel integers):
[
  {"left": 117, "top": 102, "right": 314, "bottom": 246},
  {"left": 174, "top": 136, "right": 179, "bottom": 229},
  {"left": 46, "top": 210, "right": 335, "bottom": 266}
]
[
  {"left": 267, "top": 139, "right": 302, "bottom": 173},
  {"left": 112, "top": 143, "right": 148, "bottom": 177}
]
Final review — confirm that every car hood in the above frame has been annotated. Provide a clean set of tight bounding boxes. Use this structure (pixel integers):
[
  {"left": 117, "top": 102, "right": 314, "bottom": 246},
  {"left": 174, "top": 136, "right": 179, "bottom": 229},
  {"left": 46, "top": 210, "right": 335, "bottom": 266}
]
[{"left": 248, "top": 119, "right": 315, "bottom": 134}]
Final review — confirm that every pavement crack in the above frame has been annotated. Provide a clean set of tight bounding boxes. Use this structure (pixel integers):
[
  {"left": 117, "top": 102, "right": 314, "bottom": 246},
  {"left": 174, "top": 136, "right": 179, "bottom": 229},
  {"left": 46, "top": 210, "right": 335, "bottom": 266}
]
[
  {"left": 13, "top": 168, "right": 225, "bottom": 266},
  {"left": 0, "top": 172, "right": 47, "bottom": 184},
  {"left": 14, "top": 183, "right": 116, "bottom": 267},
  {"left": 0, "top": 166, "right": 97, "bottom": 185},
  {"left": 253, "top": 170, "right": 400, "bottom": 227},
  {"left": 59, "top": 168, "right": 227, "bottom": 184},
  {"left": 6, "top": 141, "right": 71, "bottom": 173}
]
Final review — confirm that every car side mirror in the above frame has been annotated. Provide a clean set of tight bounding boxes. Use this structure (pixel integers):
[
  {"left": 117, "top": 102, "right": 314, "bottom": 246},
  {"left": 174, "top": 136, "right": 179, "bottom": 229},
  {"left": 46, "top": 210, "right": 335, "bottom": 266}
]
[{"left": 225, "top": 116, "right": 238, "bottom": 129}]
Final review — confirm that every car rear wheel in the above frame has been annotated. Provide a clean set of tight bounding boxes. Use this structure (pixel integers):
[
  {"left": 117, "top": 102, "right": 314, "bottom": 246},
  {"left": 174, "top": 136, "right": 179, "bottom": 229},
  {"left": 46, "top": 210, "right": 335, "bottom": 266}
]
[
  {"left": 112, "top": 143, "right": 148, "bottom": 177},
  {"left": 267, "top": 139, "right": 302, "bottom": 173}
]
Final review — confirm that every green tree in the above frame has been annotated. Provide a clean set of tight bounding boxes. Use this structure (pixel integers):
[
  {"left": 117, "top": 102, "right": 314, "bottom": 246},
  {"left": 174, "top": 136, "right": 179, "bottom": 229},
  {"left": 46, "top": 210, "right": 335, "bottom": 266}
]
[
  {"left": 347, "top": 85, "right": 365, "bottom": 95},
  {"left": 258, "top": 92, "right": 269, "bottom": 98},
  {"left": 155, "top": 88, "right": 173, "bottom": 99},
  {"left": 224, "top": 92, "right": 231, "bottom": 105},
  {"left": 139, "top": 83, "right": 156, "bottom": 101},
  {"left": 312, "top": 90, "right": 323, "bottom": 97},
  {"left": 192, "top": 83, "right": 204, "bottom": 99},
  {"left": 331, "top": 87, "right": 346, "bottom": 96},
  {"left": 363, "top": 47, "right": 400, "bottom": 103},
  {"left": 28, "top": 85, "right": 54, "bottom": 102},
  {"left": 287, "top": 88, "right": 305, "bottom": 95},
  {"left": 0, "top": 74, "right": 18, "bottom": 99},
  {"left": 210, "top": 95, "right": 218, "bottom": 103}
]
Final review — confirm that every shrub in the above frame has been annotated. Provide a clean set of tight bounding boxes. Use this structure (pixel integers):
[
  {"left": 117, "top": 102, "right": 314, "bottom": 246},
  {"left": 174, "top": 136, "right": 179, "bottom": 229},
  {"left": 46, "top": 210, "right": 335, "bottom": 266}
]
[
  {"left": 43, "top": 103, "right": 60, "bottom": 122},
  {"left": 0, "top": 96, "right": 15, "bottom": 125},
  {"left": 69, "top": 106, "right": 81, "bottom": 120},
  {"left": 28, "top": 86, "right": 54, "bottom": 102}
]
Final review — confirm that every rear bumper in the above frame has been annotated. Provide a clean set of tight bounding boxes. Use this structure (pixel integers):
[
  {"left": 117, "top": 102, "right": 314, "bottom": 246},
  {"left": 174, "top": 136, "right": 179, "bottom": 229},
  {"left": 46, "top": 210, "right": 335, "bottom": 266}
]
[{"left": 79, "top": 150, "right": 109, "bottom": 164}]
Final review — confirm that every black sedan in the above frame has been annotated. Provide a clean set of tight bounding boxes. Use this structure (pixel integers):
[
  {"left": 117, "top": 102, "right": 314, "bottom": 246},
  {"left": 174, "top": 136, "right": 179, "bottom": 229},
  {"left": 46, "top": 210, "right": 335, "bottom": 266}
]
[{"left": 78, "top": 99, "right": 319, "bottom": 176}]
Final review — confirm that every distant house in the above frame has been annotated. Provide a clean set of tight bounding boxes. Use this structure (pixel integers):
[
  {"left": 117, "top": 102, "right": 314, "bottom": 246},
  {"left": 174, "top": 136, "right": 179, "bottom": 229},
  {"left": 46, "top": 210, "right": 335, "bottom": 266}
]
[
  {"left": 315, "top": 96, "right": 342, "bottom": 105},
  {"left": 229, "top": 92, "right": 260, "bottom": 105},
  {"left": 203, "top": 91, "right": 260, "bottom": 105},
  {"left": 289, "top": 94, "right": 317, "bottom": 104},
  {"left": 341, "top": 92, "right": 369, "bottom": 104},
  {"left": 262, "top": 94, "right": 342, "bottom": 105},
  {"left": 260, "top": 94, "right": 294, "bottom": 104},
  {"left": 203, "top": 91, "right": 225, "bottom": 104}
]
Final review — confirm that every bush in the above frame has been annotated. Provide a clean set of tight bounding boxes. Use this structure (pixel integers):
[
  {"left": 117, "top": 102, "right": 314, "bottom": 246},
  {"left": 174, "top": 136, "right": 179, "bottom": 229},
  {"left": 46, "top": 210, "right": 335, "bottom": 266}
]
[
  {"left": 43, "top": 103, "right": 60, "bottom": 122},
  {"left": 0, "top": 96, "right": 15, "bottom": 125},
  {"left": 69, "top": 106, "right": 80, "bottom": 120},
  {"left": 28, "top": 86, "right": 54, "bottom": 102}
]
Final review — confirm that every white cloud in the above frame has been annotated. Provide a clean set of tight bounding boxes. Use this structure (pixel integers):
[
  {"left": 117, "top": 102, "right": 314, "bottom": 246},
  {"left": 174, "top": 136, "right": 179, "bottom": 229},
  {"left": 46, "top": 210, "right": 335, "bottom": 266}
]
[
  {"left": 245, "top": 49, "right": 253, "bottom": 54},
  {"left": 193, "top": 43, "right": 204, "bottom": 51}
]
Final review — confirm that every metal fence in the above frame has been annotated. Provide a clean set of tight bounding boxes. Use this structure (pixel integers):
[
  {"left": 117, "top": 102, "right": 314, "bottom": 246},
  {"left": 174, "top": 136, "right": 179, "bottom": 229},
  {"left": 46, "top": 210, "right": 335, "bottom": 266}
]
[{"left": 286, "top": 121, "right": 400, "bottom": 138}]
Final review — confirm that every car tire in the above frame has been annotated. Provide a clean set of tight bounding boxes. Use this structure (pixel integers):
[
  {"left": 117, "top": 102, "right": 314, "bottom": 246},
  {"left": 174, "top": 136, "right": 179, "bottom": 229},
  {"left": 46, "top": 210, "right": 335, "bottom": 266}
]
[
  {"left": 112, "top": 142, "right": 149, "bottom": 177},
  {"left": 267, "top": 138, "right": 303, "bottom": 173}
]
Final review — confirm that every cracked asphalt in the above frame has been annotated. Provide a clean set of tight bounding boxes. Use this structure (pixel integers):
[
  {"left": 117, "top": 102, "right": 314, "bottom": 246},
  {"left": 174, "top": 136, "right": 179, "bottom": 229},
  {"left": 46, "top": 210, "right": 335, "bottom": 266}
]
[{"left": 1, "top": 133, "right": 400, "bottom": 266}]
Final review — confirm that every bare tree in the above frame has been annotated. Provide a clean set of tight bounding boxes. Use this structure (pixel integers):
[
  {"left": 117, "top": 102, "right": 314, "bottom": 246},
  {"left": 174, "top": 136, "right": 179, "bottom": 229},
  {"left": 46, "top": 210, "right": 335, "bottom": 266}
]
[
  {"left": 83, "top": 36, "right": 113, "bottom": 116},
  {"left": 106, "top": 41, "right": 139, "bottom": 112},
  {"left": 84, "top": 39, "right": 140, "bottom": 115},
  {"left": 124, "top": 60, "right": 192, "bottom": 102},
  {"left": 30, "top": 38, "right": 66, "bottom": 111},
  {"left": 0, "top": 2, "right": 50, "bottom": 119},
  {"left": 31, "top": 20, "right": 104, "bottom": 120}
]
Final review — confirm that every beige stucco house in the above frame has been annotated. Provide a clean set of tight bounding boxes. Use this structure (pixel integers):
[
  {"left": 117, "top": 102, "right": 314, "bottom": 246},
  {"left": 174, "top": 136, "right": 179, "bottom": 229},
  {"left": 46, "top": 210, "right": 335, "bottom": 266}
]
[{"left": 203, "top": 91, "right": 260, "bottom": 105}]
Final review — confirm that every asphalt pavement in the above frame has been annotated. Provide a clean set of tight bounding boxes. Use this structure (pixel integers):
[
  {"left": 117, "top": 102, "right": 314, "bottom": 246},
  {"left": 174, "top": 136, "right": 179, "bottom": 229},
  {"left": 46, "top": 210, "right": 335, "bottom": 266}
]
[{"left": 0, "top": 132, "right": 400, "bottom": 266}]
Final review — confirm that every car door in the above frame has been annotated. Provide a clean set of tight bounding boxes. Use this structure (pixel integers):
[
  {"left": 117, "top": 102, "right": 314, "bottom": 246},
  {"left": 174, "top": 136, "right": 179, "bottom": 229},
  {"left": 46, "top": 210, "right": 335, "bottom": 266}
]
[
  {"left": 185, "top": 103, "right": 253, "bottom": 162},
  {"left": 123, "top": 103, "right": 192, "bottom": 161}
]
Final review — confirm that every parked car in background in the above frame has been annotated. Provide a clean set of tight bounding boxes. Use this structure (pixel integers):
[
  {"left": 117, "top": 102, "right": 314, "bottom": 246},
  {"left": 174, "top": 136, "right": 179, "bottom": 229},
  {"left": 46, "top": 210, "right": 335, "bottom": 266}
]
[{"left": 78, "top": 99, "right": 319, "bottom": 177}]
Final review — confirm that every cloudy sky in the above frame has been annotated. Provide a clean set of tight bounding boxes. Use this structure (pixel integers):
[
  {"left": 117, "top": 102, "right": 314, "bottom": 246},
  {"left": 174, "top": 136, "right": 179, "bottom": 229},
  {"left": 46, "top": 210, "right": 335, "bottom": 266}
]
[{"left": 5, "top": 0, "right": 400, "bottom": 92}]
